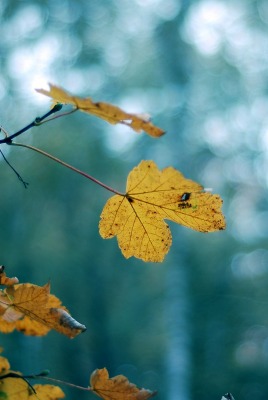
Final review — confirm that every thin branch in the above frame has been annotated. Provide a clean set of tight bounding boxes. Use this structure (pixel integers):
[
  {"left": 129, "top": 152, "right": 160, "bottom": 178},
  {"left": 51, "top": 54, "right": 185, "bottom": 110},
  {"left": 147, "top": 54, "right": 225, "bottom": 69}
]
[
  {"left": 38, "top": 107, "right": 78, "bottom": 123},
  {"left": 0, "top": 104, "right": 63, "bottom": 144},
  {"left": 0, "top": 149, "right": 29, "bottom": 188},
  {"left": 10, "top": 142, "right": 124, "bottom": 196},
  {"left": 30, "top": 375, "right": 92, "bottom": 392},
  {"left": 0, "top": 370, "right": 92, "bottom": 393},
  {"left": 0, "top": 372, "right": 36, "bottom": 394}
]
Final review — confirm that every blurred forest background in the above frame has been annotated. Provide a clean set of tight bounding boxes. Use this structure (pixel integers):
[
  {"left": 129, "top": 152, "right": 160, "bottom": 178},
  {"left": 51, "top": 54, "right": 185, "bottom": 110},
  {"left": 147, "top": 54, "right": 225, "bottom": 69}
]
[{"left": 1, "top": 0, "right": 268, "bottom": 399}]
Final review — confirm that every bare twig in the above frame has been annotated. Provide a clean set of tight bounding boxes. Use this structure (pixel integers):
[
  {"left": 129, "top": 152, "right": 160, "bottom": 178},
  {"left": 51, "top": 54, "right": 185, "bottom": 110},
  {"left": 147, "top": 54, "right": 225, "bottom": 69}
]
[
  {"left": 0, "top": 104, "right": 63, "bottom": 144},
  {"left": 11, "top": 142, "right": 124, "bottom": 196},
  {"left": 0, "top": 149, "right": 29, "bottom": 188}
]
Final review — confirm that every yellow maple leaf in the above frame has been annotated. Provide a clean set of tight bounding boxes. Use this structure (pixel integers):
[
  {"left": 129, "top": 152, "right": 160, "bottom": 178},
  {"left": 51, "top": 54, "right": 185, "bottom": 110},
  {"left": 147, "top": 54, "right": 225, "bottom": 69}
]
[
  {"left": 0, "top": 283, "right": 86, "bottom": 338},
  {"left": 15, "top": 318, "right": 51, "bottom": 336},
  {"left": 36, "top": 83, "right": 165, "bottom": 137},
  {"left": 99, "top": 160, "right": 226, "bottom": 262},
  {"left": 90, "top": 368, "right": 156, "bottom": 400}
]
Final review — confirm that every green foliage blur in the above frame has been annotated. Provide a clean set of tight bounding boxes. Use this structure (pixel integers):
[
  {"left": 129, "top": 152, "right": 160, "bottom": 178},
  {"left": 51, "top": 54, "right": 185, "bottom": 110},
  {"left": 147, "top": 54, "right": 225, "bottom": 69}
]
[{"left": 1, "top": 1, "right": 268, "bottom": 399}]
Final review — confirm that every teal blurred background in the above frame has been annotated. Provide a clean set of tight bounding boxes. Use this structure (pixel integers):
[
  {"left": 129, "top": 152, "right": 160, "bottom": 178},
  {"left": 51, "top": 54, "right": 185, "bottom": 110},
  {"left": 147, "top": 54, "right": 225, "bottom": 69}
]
[{"left": 1, "top": 1, "right": 268, "bottom": 399}]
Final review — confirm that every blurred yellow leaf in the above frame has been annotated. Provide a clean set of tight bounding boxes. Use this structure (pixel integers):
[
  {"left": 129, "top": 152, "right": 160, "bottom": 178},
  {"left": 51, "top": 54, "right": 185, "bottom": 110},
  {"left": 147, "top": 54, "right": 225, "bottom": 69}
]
[
  {"left": 0, "top": 378, "right": 65, "bottom": 400},
  {"left": 99, "top": 160, "right": 226, "bottom": 262},
  {"left": 90, "top": 368, "right": 156, "bottom": 400},
  {"left": 0, "top": 283, "right": 86, "bottom": 338},
  {"left": 0, "top": 356, "right": 10, "bottom": 373},
  {"left": 0, "top": 266, "right": 19, "bottom": 286},
  {"left": 30, "top": 384, "right": 65, "bottom": 400},
  {"left": 0, "top": 351, "right": 64, "bottom": 400},
  {"left": 0, "top": 375, "right": 29, "bottom": 400},
  {"left": 36, "top": 83, "right": 165, "bottom": 137}
]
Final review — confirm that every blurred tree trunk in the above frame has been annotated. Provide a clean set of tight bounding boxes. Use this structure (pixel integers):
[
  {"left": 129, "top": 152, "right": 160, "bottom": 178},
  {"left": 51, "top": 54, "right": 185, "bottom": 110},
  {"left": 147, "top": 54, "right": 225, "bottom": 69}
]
[
  {"left": 165, "top": 251, "right": 191, "bottom": 400},
  {"left": 155, "top": 4, "right": 193, "bottom": 399}
]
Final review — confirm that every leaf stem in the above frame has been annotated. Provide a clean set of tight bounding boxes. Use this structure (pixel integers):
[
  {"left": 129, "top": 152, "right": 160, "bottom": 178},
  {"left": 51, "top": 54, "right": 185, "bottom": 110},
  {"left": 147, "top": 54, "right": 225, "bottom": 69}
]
[
  {"left": 0, "top": 149, "right": 29, "bottom": 188},
  {"left": 0, "top": 370, "right": 92, "bottom": 393},
  {"left": 0, "top": 104, "right": 63, "bottom": 144},
  {"left": 0, "top": 372, "right": 36, "bottom": 394},
  {"left": 31, "top": 375, "right": 92, "bottom": 392},
  {"left": 38, "top": 107, "right": 78, "bottom": 123},
  {"left": 11, "top": 142, "right": 124, "bottom": 196}
]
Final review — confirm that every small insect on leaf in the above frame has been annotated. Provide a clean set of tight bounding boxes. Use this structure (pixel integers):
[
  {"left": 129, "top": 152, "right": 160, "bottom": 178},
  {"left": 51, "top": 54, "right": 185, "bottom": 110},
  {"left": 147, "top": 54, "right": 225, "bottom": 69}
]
[
  {"left": 180, "top": 192, "right": 191, "bottom": 201},
  {"left": 90, "top": 368, "right": 156, "bottom": 400},
  {"left": 36, "top": 83, "right": 165, "bottom": 137},
  {"left": 99, "top": 160, "right": 226, "bottom": 262}
]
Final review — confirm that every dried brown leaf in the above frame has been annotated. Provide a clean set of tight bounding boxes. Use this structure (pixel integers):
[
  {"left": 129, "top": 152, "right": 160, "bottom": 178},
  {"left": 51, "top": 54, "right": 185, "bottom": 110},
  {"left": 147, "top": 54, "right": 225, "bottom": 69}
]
[
  {"left": 0, "top": 283, "right": 86, "bottom": 338},
  {"left": 36, "top": 83, "right": 165, "bottom": 137},
  {"left": 90, "top": 368, "right": 156, "bottom": 400}
]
